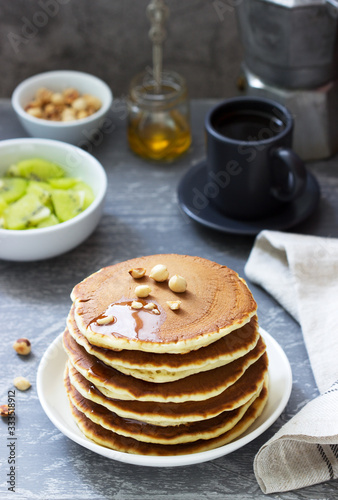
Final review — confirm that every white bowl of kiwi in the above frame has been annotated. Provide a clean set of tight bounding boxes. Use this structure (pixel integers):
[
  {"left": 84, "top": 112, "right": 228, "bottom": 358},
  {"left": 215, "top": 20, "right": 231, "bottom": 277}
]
[
  {"left": 11, "top": 70, "right": 113, "bottom": 145},
  {"left": 0, "top": 138, "right": 107, "bottom": 261}
]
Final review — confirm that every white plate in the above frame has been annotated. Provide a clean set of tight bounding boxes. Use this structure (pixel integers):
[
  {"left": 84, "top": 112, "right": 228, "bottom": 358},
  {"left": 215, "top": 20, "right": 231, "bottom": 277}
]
[{"left": 36, "top": 328, "right": 292, "bottom": 467}]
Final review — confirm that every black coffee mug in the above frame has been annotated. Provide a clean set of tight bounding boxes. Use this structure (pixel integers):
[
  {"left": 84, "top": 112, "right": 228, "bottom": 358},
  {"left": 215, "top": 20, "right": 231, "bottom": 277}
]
[{"left": 205, "top": 96, "right": 307, "bottom": 220}]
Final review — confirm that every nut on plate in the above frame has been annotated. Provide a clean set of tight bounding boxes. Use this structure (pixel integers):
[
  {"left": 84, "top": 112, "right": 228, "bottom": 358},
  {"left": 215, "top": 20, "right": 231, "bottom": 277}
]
[
  {"left": 135, "top": 285, "right": 151, "bottom": 298},
  {"left": 131, "top": 301, "right": 143, "bottom": 310},
  {"left": 13, "top": 338, "right": 31, "bottom": 355},
  {"left": 149, "top": 264, "right": 169, "bottom": 282},
  {"left": 97, "top": 315, "right": 115, "bottom": 325},
  {"left": 168, "top": 275, "right": 187, "bottom": 293},
  {"left": 144, "top": 302, "right": 156, "bottom": 310},
  {"left": 0, "top": 404, "right": 14, "bottom": 417},
  {"left": 13, "top": 376, "right": 31, "bottom": 391},
  {"left": 129, "top": 267, "right": 146, "bottom": 279},
  {"left": 166, "top": 300, "right": 182, "bottom": 310}
]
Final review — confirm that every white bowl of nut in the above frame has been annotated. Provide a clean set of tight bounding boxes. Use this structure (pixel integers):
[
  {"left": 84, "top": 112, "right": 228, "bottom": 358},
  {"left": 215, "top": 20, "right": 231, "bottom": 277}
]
[
  {"left": 0, "top": 138, "right": 107, "bottom": 261},
  {"left": 11, "top": 70, "right": 113, "bottom": 145}
]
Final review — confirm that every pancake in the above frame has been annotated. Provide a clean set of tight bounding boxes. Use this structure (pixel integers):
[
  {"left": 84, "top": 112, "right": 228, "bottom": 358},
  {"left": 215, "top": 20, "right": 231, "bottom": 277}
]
[
  {"left": 71, "top": 254, "right": 257, "bottom": 354},
  {"left": 67, "top": 305, "right": 260, "bottom": 382},
  {"left": 67, "top": 352, "right": 268, "bottom": 425},
  {"left": 65, "top": 365, "right": 265, "bottom": 445},
  {"left": 63, "top": 327, "right": 266, "bottom": 402},
  {"left": 67, "top": 377, "right": 269, "bottom": 455},
  {"left": 63, "top": 255, "right": 269, "bottom": 456}
]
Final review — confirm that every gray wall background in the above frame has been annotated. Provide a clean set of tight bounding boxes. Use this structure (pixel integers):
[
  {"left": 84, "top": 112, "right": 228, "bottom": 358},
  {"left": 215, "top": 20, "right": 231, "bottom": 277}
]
[{"left": 0, "top": 0, "right": 243, "bottom": 99}]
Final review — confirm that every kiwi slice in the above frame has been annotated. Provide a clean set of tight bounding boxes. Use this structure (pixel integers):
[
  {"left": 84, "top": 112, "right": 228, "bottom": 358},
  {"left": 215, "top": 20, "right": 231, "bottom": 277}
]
[
  {"left": 0, "top": 177, "right": 28, "bottom": 203},
  {"left": 0, "top": 198, "right": 7, "bottom": 228},
  {"left": 4, "top": 193, "right": 51, "bottom": 229},
  {"left": 51, "top": 189, "right": 85, "bottom": 222},
  {"left": 73, "top": 181, "right": 94, "bottom": 209},
  {"left": 48, "top": 177, "right": 79, "bottom": 189},
  {"left": 1, "top": 158, "right": 95, "bottom": 230},
  {"left": 7, "top": 158, "right": 65, "bottom": 181},
  {"left": 26, "top": 180, "right": 53, "bottom": 207},
  {"left": 36, "top": 214, "right": 60, "bottom": 228},
  {"left": 0, "top": 197, "right": 8, "bottom": 215}
]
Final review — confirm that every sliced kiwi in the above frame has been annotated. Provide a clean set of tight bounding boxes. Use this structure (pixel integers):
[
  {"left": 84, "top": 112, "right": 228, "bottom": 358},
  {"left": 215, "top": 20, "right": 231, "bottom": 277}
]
[
  {"left": 73, "top": 181, "right": 94, "bottom": 209},
  {"left": 48, "top": 177, "right": 79, "bottom": 189},
  {"left": 0, "top": 177, "right": 28, "bottom": 203},
  {"left": 0, "top": 198, "right": 7, "bottom": 228},
  {"left": 4, "top": 193, "right": 51, "bottom": 229},
  {"left": 36, "top": 214, "right": 60, "bottom": 228},
  {"left": 0, "top": 197, "right": 8, "bottom": 214},
  {"left": 26, "top": 180, "right": 53, "bottom": 208},
  {"left": 7, "top": 158, "right": 65, "bottom": 181},
  {"left": 1, "top": 158, "right": 95, "bottom": 230},
  {"left": 51, "top": 189, "right": 85, "bottom": 222}
]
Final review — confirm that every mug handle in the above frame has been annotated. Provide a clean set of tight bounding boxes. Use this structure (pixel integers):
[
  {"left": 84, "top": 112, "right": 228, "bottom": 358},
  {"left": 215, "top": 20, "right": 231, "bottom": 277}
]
[{"left": 270, "top": 147, "right": 307, "bottom": 202}]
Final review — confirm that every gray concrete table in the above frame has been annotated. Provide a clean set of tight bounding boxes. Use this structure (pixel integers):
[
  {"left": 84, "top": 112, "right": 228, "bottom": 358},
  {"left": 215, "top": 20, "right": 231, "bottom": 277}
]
[{"left": 0, "top": 99, "right": 338, "bottom": 500}]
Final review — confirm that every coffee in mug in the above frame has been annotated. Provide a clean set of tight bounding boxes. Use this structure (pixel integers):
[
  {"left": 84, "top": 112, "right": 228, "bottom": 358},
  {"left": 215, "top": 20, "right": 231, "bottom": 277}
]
[{"left": 205, "top": 96, "right": 307, "bottom": 220}]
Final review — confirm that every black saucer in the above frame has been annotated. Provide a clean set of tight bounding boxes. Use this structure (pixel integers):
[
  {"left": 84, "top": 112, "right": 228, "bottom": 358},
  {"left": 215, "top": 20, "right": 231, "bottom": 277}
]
[{"left": 177, "top": 160, "right": 320, "bottom": 236}]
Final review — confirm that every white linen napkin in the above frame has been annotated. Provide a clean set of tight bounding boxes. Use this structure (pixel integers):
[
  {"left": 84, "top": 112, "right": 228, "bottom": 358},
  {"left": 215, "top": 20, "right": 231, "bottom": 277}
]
[{"left": 244, "top": 230, "right": 338, "bottom": 493}]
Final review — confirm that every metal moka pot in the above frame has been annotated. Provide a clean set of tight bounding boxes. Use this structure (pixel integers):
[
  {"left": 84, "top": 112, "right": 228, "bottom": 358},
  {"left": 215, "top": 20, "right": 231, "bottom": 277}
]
[
  {"left": 235, "top": 0, "right": 338, "bottom": 160},
  {"left": 235, "top": 0, "right": 338, "bottom": 89}
]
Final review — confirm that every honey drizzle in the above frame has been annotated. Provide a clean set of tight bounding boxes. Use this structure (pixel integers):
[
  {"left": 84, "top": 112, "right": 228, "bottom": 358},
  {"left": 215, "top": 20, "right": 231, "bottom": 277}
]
[{"left": 89, "top": 299, "right": 165, "bottom": 342}]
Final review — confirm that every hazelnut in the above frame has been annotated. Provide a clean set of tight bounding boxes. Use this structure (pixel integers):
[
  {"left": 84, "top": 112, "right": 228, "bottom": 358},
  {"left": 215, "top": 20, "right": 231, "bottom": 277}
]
[
  {"left": 44, "top": 103, "right": 56, "bottom": 116},
  {"left": 97, "top": 315, "right": 115, "bottom": 325},
  {"left": 26, "top": 107, "right": 43, "bottom": 118},
  {"left": 76, "top": 110, "right": 89, "bottom": 120},
  {"left": 131, "top": 301, "right": 143, "bottom": 310},
  {"left": 135, "top": 285, "right": 151, "bottom": 298},
  {"left": 48, "top": 113, "right": 61, "bottom": 121},
  {"left": 129, "top": 267, "right": 146, "bottom": 279},
  {"left": 72, "top": 97, "right": 87, "bottom": 111},
  {"left": 50, "top": 92, "right": 64, "bottom": 105},
  {"left": 168, "top": 275, "right": 187, "bottom": 293},
  {"left": 83, "top": 94, "right": 102, "bottom": 111},
  {"left": 144, "top": 302, "right": 156, "bottom": 310},
  {"left": 13, "top": 338, "right": 31, "bottom": 356},
  {"left": 0, "top": 404, "right": 14, "bottom": 417},
  {"left": 166, "top": 300, "right": 182, "bottom": 311},
  {"left": 63, "top": 87, "right": 80, "bottom": 104},
  {"left": 24, "top": 87, "right": 100, "bottom": 122},
  {"left": 13, "top": 376, "right": 31, "bottom": 391},
  {"left": 61, "top": 108, "right": 76, "bottom": 121},
  {"left": 36, "top": 87, "right": 53, "bottom": 104},
  {"left": 86, "top": 106, "right": 97, "bottom": 116},
  {"left": 149, "top": 264, "right": 169, "bottom": 282},
  {"left": 27, "top": 99, "right": 41, "bottom": 108}
]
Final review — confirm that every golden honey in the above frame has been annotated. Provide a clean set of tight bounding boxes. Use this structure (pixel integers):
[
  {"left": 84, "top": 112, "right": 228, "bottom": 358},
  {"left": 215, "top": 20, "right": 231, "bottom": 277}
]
[{"left": 127, "top": 71, "right": 191, "bottom": 161}]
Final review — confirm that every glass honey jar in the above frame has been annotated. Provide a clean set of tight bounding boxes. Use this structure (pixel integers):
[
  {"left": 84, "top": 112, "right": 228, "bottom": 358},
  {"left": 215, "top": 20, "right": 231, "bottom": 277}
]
[{"left": 127, "top": 70, "right": 191, "bottom": 162}]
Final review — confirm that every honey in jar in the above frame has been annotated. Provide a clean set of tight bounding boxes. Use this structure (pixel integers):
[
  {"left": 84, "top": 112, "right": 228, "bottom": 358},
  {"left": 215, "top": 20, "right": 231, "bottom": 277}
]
[{"left": 127, "top": 70, "right": 191, "bottom": 162}]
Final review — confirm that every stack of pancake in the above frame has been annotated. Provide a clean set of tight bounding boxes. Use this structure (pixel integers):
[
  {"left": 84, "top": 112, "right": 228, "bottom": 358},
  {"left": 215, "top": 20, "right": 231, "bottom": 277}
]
[{"left": 63, "top": 254, "right": 269, "bottom": 456}]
